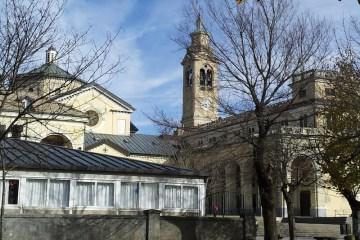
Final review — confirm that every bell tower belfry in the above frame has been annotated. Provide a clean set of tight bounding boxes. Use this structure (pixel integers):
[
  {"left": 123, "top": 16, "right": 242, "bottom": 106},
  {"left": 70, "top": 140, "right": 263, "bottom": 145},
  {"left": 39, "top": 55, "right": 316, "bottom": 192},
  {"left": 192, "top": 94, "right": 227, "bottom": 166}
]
[{"left": 181, "top": 15, "right": 218, "bottom": 129}]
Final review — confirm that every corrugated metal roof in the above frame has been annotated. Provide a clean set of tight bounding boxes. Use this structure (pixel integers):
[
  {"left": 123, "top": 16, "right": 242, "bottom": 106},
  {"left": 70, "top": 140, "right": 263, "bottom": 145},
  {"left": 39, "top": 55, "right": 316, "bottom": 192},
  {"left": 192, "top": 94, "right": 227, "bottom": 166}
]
[
  {"left": 2, "top": 139, "right": 204, "bottom": 178},
  {"left": 84, "top": 133, "right": 176, "bottom": 157}
]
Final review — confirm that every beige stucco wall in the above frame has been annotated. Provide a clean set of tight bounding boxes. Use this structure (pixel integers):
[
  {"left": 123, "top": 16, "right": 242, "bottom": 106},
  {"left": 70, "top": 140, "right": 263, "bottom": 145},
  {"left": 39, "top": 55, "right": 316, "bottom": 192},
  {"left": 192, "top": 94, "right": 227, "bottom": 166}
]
[
  {"left": 59, "top": 87, "right": 132, "bottom": 136},
  {"left": 317, "top": 187, "right": 351, "bottom": 217},
  {"left": 0, "top": 114, "right": 85, "bottom": 150},
  {"left": 40, "top": 78, "right": 82, "bottom": 96}
]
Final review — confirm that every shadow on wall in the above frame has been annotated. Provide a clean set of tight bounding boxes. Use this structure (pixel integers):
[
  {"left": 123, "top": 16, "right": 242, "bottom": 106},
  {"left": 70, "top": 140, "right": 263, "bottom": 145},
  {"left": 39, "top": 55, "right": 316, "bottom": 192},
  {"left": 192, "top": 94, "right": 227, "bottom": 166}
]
[
  {"left": 3, "top": 212, "right": 255, "bottom": 240},
  {"left": 4, "top": 215, "right": 147, "bottom": 240},
  {"left": 160, "top": 216, "right": 254, "bottom": 240}
]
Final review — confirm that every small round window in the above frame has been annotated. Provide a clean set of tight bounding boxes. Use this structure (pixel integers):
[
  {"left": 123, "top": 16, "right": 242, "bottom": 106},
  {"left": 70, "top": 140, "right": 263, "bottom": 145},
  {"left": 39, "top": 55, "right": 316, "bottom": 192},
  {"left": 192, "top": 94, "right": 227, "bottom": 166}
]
[{"left": 86, "top": 110, "right": 99, "bottom": 126}]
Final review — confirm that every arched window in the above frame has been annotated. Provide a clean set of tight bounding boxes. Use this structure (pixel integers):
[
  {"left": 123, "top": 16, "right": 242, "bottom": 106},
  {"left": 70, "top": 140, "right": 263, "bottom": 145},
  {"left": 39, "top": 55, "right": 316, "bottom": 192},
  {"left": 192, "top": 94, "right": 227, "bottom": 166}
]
[
  {"left": 206, "top": 69, "right": 212, "bottom": 87},
  {"left": 200, "top": 69, "right": 206, "bottom": 86},
  {"left": 187, "top": 69, "right": 193, "bottom": 86},
  {"left": 291, "top": 157, "right": 316, "bottom": 185},
  {"left": 41, "top": 134, "right": 73, "bottom": 148}
]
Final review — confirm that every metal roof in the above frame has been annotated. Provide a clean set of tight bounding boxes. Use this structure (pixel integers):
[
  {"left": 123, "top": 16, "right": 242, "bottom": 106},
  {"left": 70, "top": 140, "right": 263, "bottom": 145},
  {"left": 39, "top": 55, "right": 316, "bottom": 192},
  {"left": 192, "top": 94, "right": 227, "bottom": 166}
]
[
  {"left": 84, "top": 133, "right": 176, "bottom": 157},
  {"left": 2, "top": 139, "right": 204, "bottom": 178},
  {"left": 26, "top": 63, "right": 74, "bottom": 79}
]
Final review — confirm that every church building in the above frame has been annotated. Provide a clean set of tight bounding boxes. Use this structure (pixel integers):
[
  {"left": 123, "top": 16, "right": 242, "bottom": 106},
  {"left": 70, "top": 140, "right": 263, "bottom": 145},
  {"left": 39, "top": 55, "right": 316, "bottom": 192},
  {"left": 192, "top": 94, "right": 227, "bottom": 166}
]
[
  {"left": 177, "top": 16, "right": 352, "bottom": 218},
  {"left": 0, "top": 47, "right": 175, "bottom": 164}
]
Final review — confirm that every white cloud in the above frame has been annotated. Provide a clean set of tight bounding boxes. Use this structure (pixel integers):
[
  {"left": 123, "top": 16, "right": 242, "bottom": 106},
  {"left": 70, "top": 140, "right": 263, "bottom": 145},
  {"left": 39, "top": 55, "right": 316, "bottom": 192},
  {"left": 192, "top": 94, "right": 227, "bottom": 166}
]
[
  {"left": 57, "top": 0, "right": 185, "bottom": 134},
  {"left": 57, "top": 0, "right": 360, "bottom": 134}
]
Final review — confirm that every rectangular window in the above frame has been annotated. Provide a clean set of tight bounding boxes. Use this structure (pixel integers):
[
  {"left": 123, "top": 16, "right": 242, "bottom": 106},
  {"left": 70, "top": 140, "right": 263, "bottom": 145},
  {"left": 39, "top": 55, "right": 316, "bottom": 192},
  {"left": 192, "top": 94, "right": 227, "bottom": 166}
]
[
  {"left": 0, "top": 180, "right": 19, "bottom": 205},
  {"left": 0, "top": 125, "right": 5, "bottom": 135},
  {"left": 140, "top": 183, "right": 159, "bottom": 209},
  {"left": 165, "top": 185, "right": 181, "bottom": 208},
  {"left": 120, "top": 182, "right": 139, "bottom": 209},
  {"left": 300, "top": 115, "right": 308, "bottom": 128},
  {"left": 49, "top": 180, "right": 70, "bottom": 207},
  {"left": 96, "top": 183, "right": 114, "bottom": 207},
  {"left": 8, "top": 180, "right": 19, "bottom": 204},
  {"left": 117, "top": 119, "right": 126, "bottom": 135},
  {"left": 27, "top": 179, "right": 47, "bottom": 207},
  {"left": 183, "top": 186, "right": 198, "bottom": 209},
  {"left": 76, "top": 182, "right": 95, "bottom": 206},
  {"left": 11, "top": 125, "right": 23, "bottom": 138}
]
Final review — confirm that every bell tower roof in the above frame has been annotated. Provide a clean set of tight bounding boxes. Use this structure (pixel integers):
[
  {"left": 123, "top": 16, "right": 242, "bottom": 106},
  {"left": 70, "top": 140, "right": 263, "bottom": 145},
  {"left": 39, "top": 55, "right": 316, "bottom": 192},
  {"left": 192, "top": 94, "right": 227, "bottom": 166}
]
[
  {"left": 195, "top": 14, "right": 205, "bottom": 33},
  {"left": 190, "top": 14, "right": 208, "bottom": 44}
]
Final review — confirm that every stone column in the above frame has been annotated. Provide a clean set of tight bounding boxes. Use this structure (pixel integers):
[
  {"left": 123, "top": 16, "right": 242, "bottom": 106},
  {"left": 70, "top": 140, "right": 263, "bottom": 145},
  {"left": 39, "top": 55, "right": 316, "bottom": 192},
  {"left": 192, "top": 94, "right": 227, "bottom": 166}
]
[{"left": 144, "top": 209, "right": 161, "bottom": 240}]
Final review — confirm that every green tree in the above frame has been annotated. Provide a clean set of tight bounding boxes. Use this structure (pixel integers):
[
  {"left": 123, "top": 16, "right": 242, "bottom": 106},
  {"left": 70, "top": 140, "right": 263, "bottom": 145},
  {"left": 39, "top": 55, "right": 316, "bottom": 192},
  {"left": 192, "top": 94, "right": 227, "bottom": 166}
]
[{"left": 315, "top": 54, "right": 360, "bottom": 238}]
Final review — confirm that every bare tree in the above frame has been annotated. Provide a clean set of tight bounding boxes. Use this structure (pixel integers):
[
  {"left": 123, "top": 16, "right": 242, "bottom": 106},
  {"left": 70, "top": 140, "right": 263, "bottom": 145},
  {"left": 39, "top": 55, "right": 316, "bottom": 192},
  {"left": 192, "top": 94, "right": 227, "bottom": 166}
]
[
  {"left": 267, "top": 129, "right": 319, "bottom": 240},
  {"left": 0, "top": 0, "right": 121, "bottom": 238},
  {"left": 162, "top": 0, "right": 331, "bottom": 238}
]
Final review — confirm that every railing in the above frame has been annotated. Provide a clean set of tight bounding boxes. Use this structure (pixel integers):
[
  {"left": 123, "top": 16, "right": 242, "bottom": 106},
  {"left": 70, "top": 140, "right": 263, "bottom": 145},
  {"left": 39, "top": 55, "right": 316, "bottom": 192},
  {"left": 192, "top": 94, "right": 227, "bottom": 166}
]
[
  {"left": 204, "top": 192, "right": 262, "bottom": 217},
  {"left": 203, "top": 192, "right": 326, "bottom": 218}
]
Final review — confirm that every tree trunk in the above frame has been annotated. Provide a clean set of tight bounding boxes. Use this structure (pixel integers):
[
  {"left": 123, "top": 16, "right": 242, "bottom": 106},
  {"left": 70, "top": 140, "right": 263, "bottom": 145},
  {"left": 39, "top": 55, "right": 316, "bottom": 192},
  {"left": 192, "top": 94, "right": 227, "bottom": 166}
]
[
  {"left": 259, "top": 184, "right": 278, "bottom": 240},
  {"left": 351, "top": 206, "right": 360, "bottom": 240},
  {"left": 283, "top": 192, "right": 296, "bottom": 240},
  {"left": 254, "top": 133, "right": 278, "bottom": 240},
  {"left": 342, "top": 190, "right": 360, "bottom": 239}
]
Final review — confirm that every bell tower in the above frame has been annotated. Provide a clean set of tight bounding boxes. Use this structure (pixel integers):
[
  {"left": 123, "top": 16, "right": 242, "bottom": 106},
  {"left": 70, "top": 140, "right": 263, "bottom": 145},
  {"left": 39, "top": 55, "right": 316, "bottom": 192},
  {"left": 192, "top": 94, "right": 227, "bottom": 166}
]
[{"left": 181, "top": 15, "right": 218, "bottom": 129}]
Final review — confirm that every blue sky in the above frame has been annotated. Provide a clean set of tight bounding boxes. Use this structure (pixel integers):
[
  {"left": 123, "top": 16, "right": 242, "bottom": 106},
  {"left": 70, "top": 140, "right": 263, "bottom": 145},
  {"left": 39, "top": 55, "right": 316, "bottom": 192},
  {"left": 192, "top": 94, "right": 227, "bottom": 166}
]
[{"left": 61, "top": 0, "right": 360, "bottom": 135}]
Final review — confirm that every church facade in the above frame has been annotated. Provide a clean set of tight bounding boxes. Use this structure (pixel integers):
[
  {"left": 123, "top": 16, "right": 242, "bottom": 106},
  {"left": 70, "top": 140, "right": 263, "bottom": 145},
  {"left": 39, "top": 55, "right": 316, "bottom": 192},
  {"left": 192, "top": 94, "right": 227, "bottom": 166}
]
[
  {"left": 0, "top": 47, "right": 175, "bottom": 164},
  {"left": 177, "top": 18, "right": 352, "bottom": 217}
]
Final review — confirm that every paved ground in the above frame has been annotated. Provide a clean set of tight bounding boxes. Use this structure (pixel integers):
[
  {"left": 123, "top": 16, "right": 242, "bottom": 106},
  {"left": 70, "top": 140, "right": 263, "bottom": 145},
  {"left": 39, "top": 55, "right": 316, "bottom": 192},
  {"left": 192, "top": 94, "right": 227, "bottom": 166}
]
[
  {"left": 256, "top": 238, "right": 327, "bottom": 240},
  {"left": 256, "top": 237, "right": 341, "bottom": 240}
]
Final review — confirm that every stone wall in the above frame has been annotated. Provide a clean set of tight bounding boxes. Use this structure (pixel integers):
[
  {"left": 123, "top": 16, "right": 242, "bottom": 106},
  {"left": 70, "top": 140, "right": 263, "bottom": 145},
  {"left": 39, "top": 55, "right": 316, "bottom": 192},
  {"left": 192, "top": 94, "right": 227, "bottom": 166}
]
[
  {"left": 160, "top": 215, "right": 255, "bottom": 240},
  {"left": 1, "top": 211, "right": 255, "bottom": 240},
  {"left": 4, "top": 214, "right": 147, "bottom": 240}
]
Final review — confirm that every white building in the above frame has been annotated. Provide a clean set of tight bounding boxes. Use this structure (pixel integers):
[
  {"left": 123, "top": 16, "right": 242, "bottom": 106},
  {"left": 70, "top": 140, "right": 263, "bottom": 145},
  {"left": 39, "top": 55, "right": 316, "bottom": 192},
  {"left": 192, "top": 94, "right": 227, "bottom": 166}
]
[{"left": 1, "top": 139, "right": 206, "bottom": 216}]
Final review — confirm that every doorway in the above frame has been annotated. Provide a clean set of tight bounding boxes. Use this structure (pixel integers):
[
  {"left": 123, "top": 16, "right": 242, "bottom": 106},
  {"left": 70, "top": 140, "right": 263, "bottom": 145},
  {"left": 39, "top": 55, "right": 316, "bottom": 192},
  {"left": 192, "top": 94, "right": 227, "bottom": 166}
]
[{"left": 300, "top": 190, "right": 311, "bottom": 216}]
